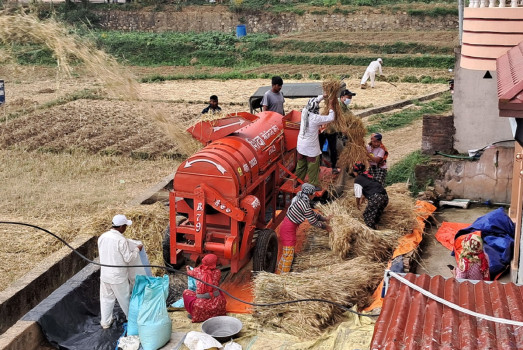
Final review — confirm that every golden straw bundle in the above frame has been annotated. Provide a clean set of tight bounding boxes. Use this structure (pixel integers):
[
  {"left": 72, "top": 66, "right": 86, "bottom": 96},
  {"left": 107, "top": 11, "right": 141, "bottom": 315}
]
[
  {"left": 0, "top": 13, "right": 138, "bottom": 100},
  {"left": 320, "top": 79, "right": 367, "bottom": 170},
  {"left": 380, "top": 183, "right": 418, "bottom": 234},
  {"left": 336, "top": 111, "right": 368, "bottom": 169},
  {"left": 253, "top": 257, "right": 385, "bottom": 338}
]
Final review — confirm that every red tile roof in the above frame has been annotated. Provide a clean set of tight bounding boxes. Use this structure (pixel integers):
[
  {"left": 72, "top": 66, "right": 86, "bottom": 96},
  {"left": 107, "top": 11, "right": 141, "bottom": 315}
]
[
  {"left": 497, "top": 41, "right": 523, "bottom": 118},
  {"left": 371, "top": 272, "right": 523, "bottom": 349}
]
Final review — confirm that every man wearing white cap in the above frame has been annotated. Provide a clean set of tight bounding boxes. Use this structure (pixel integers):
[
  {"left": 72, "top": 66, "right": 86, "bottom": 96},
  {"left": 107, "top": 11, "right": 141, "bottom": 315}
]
[
  {"left": 98, "top": 214, "right": 143, "bottom": 329},
  {"left": 360, "top": 58, "right": 383, "bottom": 89}
]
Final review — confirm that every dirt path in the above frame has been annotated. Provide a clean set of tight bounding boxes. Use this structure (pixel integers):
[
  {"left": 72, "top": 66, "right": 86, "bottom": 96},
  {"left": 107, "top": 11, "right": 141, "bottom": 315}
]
[{"left": 381, "top": 118, "right": 423, "bottom": 167}]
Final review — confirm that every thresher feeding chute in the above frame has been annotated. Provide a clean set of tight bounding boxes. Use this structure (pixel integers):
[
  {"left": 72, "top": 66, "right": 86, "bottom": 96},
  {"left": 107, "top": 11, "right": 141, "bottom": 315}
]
[{"left": 166, "top": 110, "right": 303, "bottom": 273}]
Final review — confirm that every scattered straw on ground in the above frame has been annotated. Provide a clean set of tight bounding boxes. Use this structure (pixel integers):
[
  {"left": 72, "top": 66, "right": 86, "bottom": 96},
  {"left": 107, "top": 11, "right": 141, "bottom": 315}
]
[{"left": 253, "top": 256, "right": 384, "bottom": 338}]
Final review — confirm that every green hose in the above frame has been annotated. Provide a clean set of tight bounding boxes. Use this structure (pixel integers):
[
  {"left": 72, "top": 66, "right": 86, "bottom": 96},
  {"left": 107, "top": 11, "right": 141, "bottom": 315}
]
[{"left": 435, "top": 151, "right": 478, "bottom": 160}]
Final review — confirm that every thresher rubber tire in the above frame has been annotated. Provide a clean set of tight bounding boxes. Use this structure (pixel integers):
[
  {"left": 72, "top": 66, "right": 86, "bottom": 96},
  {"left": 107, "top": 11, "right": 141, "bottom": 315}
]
[{"left": 253, "top": 229, "right": 278, "bottom": 273}]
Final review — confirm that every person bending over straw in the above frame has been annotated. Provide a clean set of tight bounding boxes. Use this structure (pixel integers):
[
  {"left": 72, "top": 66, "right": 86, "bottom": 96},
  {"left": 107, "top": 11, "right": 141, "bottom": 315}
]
[
  {"left": 276, "top": 183, "right": 332, "bottom": 274},
  {"left": 351, "top": 162, "right": 389, "bottom": 229},
  {"left": 183, "top": 254, "right": 227, "bottom": 322}
]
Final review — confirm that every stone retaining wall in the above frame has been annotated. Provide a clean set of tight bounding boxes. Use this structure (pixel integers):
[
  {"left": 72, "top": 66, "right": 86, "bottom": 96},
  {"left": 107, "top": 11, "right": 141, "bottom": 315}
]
[{"left": 96, "top": 6, "right": 458, "bottom": 33}]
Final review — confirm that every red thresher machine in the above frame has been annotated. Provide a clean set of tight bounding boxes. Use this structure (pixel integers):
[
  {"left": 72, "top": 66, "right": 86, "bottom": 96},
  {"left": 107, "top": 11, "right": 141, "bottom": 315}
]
[
  {"left": 165, "top": 109, "right": 309, "bottom": 274},
  {"left": 164, "top": 83, "right": 342, "bottom": 274}
]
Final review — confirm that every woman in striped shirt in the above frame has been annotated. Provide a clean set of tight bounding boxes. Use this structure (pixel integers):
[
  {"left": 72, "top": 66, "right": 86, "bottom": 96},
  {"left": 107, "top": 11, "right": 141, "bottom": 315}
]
[{"left": 276, "top": 183, "right": 332, "bottom": 274}]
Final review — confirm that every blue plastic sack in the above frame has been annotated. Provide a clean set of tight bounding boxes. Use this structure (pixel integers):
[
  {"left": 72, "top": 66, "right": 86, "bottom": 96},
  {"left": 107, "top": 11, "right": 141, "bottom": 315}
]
[
  {"left": 128, "top": 275, "right": 170, "bottom": 336},
  {"left": 127, "top": 275, "right": 149, "bottom": 336},
  {"left": 137, "top": 275, "right": 171, "bottom": 350}
]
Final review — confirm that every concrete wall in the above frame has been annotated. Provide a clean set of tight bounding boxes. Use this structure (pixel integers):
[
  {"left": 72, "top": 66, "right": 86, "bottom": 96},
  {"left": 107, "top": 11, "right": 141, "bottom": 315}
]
[
  {"left": 453, "top": 67, "right": 513, "bottom": 153},
  {"left": 433, "top": 145, "right": 514, "bottom": 203},
  {"left": 96, "top": 7, "right": 458, "bottom": 33},
  {"left": 0, "top": 235, "right": 97, "bottom": 336}
]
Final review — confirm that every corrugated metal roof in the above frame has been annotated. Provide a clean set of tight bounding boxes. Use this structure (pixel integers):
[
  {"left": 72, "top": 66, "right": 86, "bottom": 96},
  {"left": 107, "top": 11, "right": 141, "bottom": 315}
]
[
  {"left": 497, "top": 41, "right": 523, "bottom": 118},
  {"left": 371, "top": 273, "right": 523, "bottom": 349}
]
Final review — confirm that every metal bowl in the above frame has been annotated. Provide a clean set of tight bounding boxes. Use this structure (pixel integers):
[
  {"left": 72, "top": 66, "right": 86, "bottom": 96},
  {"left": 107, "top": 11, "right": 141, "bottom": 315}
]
[{"left": 201, "top": 316, "right": 243, "bottom": 342}]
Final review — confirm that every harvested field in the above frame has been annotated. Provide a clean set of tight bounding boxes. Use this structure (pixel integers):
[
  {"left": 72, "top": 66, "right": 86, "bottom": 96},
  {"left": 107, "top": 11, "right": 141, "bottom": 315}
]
[{"left": 0, "top": 15, "right": 444, "bottom": 295}]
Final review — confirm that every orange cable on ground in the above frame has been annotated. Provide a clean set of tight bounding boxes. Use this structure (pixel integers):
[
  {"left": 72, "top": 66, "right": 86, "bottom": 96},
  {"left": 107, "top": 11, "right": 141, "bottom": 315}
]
[{"left": 365, "top": 200, "right": 437, "bottom": 311}]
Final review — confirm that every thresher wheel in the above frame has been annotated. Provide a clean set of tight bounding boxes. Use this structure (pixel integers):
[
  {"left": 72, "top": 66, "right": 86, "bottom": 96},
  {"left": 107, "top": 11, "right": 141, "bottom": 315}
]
[
  {"left": 162, "top": 216, "right": 187, "bottom": 272},
  {"left": 253, "top": 229, "right": 278, "bottom": 273}
]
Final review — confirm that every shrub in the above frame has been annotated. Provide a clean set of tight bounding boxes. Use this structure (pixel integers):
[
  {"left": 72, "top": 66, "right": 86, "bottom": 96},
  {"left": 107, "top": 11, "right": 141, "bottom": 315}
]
[{"left": 401, "top": 75, "right": 419, "bottom": 83}]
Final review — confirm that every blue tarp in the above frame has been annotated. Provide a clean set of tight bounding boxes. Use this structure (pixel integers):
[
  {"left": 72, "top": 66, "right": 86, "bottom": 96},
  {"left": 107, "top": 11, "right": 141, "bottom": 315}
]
[{"left": 454, "top": 207, "right": 515, "bottom": 279}]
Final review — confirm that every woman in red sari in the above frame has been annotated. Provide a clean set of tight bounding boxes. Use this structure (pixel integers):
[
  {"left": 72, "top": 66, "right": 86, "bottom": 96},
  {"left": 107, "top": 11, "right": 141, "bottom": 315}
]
[{"left": 182, "top": 254, "right": 227, "bottom": 322}]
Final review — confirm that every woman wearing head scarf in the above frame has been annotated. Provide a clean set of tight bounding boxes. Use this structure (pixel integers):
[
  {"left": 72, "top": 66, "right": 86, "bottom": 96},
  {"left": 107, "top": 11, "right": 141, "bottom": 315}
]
[
  {"left": 276, "top": 183, "right": 332, "bottom": 273},
  {"left": 454, "top": 234, "right": 490, "bottom": 280},
  {"left": 295, "top": 95, "right": 335, "bottom": 191},
  {"left": 352, "top": 162, "right": 388, "bottom": 229},
  {"left": 366, "top": 133, "right": 388, "bottom": 186},
  {"left": 182, "top": 254, "right": 226, "bottom": 322}
]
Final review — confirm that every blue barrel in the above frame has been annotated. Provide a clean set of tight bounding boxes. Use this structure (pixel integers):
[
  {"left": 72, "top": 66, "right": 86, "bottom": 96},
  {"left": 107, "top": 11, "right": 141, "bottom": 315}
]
[{"left": 236, "top": 24, "right": 247, "bottom": 38}]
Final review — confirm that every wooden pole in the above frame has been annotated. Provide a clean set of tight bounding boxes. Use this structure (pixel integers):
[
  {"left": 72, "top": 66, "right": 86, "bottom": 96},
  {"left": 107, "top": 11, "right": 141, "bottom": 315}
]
[{"left": 512, "top": 152, "right": 523, "bottom": 283}]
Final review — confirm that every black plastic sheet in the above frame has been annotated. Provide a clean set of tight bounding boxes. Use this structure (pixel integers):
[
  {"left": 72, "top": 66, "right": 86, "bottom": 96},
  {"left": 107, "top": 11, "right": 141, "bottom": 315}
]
[{"left": 23, "top": 263, "right": 126, "bottom": 350}]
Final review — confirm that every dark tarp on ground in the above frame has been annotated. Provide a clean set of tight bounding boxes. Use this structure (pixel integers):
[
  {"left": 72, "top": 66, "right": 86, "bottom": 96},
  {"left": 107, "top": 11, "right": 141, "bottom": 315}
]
[
  {"left": 454, "top": 207, "right": 515, "bottom": 279},
  {"left": 22, "top": 263, "right": 126, "bottom": 350}
]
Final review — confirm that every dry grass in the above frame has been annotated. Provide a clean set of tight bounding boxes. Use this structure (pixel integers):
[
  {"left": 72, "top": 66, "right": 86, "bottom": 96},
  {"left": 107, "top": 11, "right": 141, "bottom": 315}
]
[
  {"left": 253, "top": 257, "right": 384, "bottom": 338},
  {"left": 81, "top": 203, "right": 170, "bottom": 276},
  {"left": 0, "top": 149, "right": 178, "bottom": 291},
  {"left": 0, "top": 12, "right": 138, "bottom": 100}
]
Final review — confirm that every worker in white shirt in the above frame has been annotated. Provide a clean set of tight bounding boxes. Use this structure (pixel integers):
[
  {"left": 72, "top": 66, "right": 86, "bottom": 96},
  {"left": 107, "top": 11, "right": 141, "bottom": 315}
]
[
  {"left": 360, "top": 58, "right": 383, "bottom": 89},
  {"left": 98, "top": 214, "right": 143, "bottom": 329},
  {"left": 295, "top": 95, "right": 335, "bottom": 191}
]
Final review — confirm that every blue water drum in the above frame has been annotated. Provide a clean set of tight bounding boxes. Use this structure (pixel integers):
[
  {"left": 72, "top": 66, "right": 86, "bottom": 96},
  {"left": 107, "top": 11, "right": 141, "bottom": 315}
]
[{"left": 236, "top": 24, "right": 247, "bottom": 38}]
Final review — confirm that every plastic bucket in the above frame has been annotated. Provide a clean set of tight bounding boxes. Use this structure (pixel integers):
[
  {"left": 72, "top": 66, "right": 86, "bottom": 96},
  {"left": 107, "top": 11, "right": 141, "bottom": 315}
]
[{"left": 236, "top": 24, "right": 247, "bottom": 38}]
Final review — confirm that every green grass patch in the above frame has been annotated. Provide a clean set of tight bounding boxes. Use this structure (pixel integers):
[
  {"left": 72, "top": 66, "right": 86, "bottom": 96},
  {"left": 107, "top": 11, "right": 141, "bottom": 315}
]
[
  {"left": 266, "top": 40, "right": 452, "bottom": 55},
  {"left": 386, "top": 150, "right": 431, "bottom": 194},
  {"left": 367, "top": 92, "right": 452, "bottom": 134},
  {"left": 408, "top": 7, "right": 458, "bottom": 17}
]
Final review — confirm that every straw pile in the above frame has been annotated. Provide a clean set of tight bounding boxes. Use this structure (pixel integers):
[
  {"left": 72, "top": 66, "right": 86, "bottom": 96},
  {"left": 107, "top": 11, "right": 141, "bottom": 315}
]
[
  {"left": 253, "top": 257, "right": 385, "bottom": 338},
  {"left": 0, "top": 12, "right": 138, "bottom": 100},
  {"left": 380, "top": 182, "right": 419, "bottom": 234},
  {"left": 320, "top": 79, "right": 368, "bottom": 170},
  {"left": 329, "top": 216, "right": 402, "bottom": 261},
  {"left": 79, "top": 202, "right": 170, "bottom": 276},
  {"left": 320, "top": 182, "right": 418, "bottom": 235}
]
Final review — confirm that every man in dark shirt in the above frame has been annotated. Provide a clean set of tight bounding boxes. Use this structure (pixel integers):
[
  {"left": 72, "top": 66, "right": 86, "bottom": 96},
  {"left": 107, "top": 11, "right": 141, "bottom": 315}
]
[
  {"left": 201, "top": 95, "right": 222, "bottom": 114},
  {"left": 352, "top": 162, "right": 388, "bottom": 229},
  {"left": 261, "top": 76, "right": 285, "bottom": 115}
]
